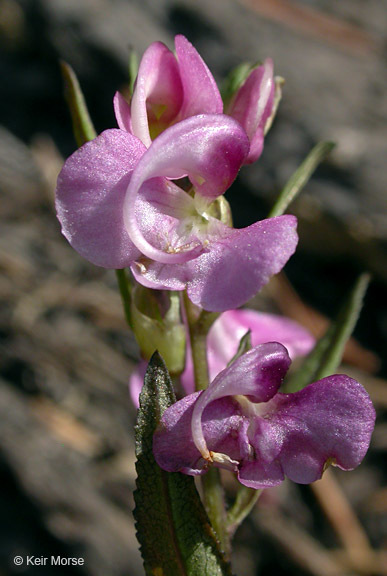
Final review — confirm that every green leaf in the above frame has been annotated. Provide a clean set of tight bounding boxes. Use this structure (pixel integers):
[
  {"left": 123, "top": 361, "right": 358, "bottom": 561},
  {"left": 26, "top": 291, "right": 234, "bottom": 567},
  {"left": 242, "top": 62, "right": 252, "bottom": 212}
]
[
  {"left": 134, "top": 352, "right": 233, "bottom": 576},
  {"left": 128, "top": 49, "right": 139, "bottom": 96},
  {"left": 285, "top": 273, "right": 370, "bottom": 392},
  {"left": 268, "top": 141, "right": 335, "bottom": 218},
  {"left": 60, "top": 61, "right": 97, "bottom": 146},
  {"left": 221, "top": 61, "right": 256, "bottom": 107}
]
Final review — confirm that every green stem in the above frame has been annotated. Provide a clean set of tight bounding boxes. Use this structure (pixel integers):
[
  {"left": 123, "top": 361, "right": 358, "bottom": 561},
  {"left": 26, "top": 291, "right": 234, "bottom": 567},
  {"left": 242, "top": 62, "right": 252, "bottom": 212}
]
[
  {"left": 227, "top": 486, "right": 261, "bottom": 541},
  {"left": 115, "top": 269, "right": 133, "bottom": 329},
  {"left": 182, "top": 293, "right": 229, "bottom": 553},
  {"left": 183, "top": 292, "right": 218, "bottom": 391},
  {"left": 202, "top": 468, "right": 230, "bottom": 559}
]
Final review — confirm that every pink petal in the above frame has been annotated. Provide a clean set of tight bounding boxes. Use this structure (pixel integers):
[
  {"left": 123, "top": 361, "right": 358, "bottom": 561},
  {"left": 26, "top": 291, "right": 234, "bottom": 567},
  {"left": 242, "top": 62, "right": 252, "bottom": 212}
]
[
  {"left": 130, "top": 41, "right": 183, "bottom": 147},
  {"left": 251, "top": 375, "right": 376, "bottom": 484},
  {"left": 220, "top": 309, "right": 315, "bottom": 359},
  {"left": 130, "top": 258, "right": 188, "bottom": 291},
  {"left": 238, "top": 459, "right": 284, "bottom": 489},
  {"left": 175, "top": 35, "right": 223, "bottom": 119},
  {"left": 55, "top": 129, "right": 145, "bottom": 268},
  {"left": 129, "top": 362, "right": 145, "bottom": 407},
  {"left": 113, "top": 91, "right": 132, "bottom": 132},
  {"left": 154, "top": 394, "right": 246, "bottom": 475},
  {"left": 227, "top": 59, "right": 274, "bottom": 164},
  {"left": 186, "top": 215, "right": 298, "bottom": 311}
]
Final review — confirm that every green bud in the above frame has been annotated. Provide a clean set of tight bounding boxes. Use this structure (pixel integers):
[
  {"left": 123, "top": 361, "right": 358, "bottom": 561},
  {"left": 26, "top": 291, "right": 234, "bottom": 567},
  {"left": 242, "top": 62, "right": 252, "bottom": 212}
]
[{"left": 131, "top": 286, "right": 186, "bottom": 375}]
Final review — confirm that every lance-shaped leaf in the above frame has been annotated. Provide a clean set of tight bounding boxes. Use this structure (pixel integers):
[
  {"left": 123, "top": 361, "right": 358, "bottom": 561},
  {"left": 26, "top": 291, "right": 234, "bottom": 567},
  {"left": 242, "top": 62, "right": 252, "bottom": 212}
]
[
  {"left": 134, "top": 352, "right": 233, "bottom": 576},
  {"left": 269, "top": 141, "right": 335, "bottom": 217},
  {"left": 285, "top": 273, "right": 370, "bottom": 392},
  {"left": 60, "top": 61, "right": 97, "bottom": 146}
]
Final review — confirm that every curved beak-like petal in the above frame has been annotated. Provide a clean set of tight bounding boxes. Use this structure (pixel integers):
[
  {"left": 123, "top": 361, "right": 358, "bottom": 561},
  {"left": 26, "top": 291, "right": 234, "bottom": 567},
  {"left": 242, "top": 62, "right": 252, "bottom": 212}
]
[
  {"left": 191, "top": 343, "right": 291, "bottom": 460},
  {"left": 124, "top": 115, "right": 249, "bottom": 264}
]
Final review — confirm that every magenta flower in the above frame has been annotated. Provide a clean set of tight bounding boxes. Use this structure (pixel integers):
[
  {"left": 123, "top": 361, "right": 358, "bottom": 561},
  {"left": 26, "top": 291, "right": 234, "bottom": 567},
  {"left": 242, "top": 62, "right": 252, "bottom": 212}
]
[
  {"left": 153, "top": 343, "right": 375, "bottom": 488},
  {"left": 114, "top": 35, "right": 276, "bottom": 163},
  {"left": 129, "top": 309, "right": 314, "bottom": 406},
  {"left": 56, "top": 114, "right": 297, "bottom": 312}
]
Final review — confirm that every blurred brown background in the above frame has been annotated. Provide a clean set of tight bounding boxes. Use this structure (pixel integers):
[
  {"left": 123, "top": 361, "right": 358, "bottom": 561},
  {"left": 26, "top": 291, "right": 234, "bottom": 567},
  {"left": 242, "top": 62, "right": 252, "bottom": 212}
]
[{"left": 0, "top": 1, "right": 386, "bottom": 575}]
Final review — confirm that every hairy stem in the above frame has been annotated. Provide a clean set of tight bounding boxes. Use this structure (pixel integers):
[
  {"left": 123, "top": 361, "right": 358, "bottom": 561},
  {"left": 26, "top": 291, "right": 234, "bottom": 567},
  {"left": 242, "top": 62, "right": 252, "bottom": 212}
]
[{"left": 202, "top": 468, "right": 230, "bottom": 559}]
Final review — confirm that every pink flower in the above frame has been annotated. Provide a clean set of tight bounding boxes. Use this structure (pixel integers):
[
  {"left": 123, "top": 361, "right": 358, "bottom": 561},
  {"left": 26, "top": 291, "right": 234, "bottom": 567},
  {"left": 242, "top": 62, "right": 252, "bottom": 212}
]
[
  {"left": 114, "top": 35, "right": 276, "bottom": 164},
  {"left": 56, "top": 114, "right": 297, "bottom": 312},
  {"left": 153, "top": 344, "right": 375, "bottom": 488}
]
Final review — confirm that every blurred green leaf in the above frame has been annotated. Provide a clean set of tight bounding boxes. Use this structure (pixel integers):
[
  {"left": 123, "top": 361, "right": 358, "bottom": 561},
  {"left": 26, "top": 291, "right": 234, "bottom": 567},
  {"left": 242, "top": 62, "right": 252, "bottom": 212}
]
[
  {"left": 134, "top": 352, "right": 233, "bottom": 576},
  {"left": 268, "top": 141, "right": 335, "bottom": 218},
  {"left": 226, "top": 486, "right": 261, "bottom": 541},
  {"left": 128, "top": 49, "right": 139, "bottom": 96},
  {"left": 221, "top": 61, "right": 256, "bottom": 107},
  {"left": 285, "top": 273, "right": 370, "bottom": 392},
  {"left": 60, "top": 61, "right": 97, "bottom": 146},
  {"left": 227, "top": 330, "right": 252, "bottom": 367}
]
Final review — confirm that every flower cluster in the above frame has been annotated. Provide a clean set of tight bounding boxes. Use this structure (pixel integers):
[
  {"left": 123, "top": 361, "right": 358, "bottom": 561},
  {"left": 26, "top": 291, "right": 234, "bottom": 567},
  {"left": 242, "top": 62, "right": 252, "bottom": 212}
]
[
  {"left": 56, "top": 35, "right": 375, "bottom": 490},
  {"left": 56, "top": 35, "right": 297, "bottom": 312}
]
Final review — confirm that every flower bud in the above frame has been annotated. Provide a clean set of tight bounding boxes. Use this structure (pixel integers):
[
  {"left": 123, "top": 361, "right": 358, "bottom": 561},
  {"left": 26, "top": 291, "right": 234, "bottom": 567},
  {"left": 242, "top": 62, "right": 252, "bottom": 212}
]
[{"left": 131, "top": 285, "right": 186, "bottom": 375}]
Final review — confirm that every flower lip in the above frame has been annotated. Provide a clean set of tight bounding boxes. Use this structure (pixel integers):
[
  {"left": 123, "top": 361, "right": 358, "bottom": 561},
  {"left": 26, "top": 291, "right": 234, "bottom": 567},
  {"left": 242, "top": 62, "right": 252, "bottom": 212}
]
[
  {"left": 123, "top": 114, "right": 250, "bottom": 264},
  {"left": 154, "top": 351, "right": 375, "bottom": 488}
]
